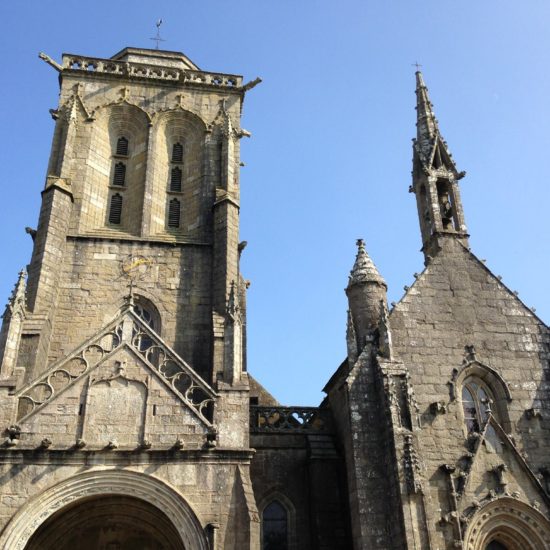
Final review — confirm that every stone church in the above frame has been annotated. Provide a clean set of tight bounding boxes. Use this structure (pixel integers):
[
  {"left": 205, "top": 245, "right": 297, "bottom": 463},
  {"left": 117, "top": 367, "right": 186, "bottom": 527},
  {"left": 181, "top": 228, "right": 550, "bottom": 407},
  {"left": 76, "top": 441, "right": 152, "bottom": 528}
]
[{"left": 0, "top": 46, "right": 549, "bottom": 550}]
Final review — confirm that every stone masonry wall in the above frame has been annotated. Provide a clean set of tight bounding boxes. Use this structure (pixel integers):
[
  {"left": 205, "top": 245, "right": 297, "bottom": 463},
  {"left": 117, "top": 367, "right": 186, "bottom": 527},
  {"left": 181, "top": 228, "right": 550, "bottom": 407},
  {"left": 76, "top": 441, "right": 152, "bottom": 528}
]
[{"left": 389, "top": 236, "right": 550, "bottom": 548}]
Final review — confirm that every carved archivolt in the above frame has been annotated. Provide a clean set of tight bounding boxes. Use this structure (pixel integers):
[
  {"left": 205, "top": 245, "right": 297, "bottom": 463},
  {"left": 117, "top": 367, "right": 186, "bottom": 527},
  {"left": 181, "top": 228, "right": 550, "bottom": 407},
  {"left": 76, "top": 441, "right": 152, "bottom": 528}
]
[
  {"left": 0, "top": 469, "right": 209, "bottom": 550},
  {"left": 464, "top": 497, "right": 550, "bottom": 550}
]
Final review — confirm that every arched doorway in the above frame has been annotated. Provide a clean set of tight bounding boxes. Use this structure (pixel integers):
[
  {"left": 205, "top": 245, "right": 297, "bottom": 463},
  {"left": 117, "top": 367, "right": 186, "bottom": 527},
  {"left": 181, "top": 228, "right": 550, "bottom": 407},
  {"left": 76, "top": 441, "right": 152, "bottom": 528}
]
[
  {"left": 464, "top": 497, "right": 550, "bottom": 550},
  {"left": 0, "top": 470, "right": 209, "bottom": 550},
  {"left": 25, "top": 495, "right": 185, "bottom": 550}
]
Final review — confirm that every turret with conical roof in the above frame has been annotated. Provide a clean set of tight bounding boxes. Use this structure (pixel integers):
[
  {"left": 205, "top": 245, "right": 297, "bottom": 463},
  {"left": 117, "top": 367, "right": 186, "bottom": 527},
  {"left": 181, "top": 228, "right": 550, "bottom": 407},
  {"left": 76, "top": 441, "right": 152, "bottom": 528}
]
[
  {"left": 412, "top": 71, "right": 469, "bottom": 261},
  {"left": 345, "top": 239, "right": 387, "bottom": 352}
]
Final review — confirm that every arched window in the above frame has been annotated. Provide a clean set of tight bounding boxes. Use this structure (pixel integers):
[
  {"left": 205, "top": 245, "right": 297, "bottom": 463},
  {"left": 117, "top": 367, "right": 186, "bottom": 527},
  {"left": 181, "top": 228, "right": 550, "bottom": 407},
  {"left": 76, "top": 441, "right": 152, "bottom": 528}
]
[
  {"left": 172, "top": 142, "right": 183, "bottom": 163},
  {"left": 168, "top": 198, "right": 181, "bottom": 228},
  {"left": 108, "top": 136, "right": 130, "bottom": 228},
  {"left": 170, "top": 167, "right": 182, "bottom": 192},
  {"left": 262, "top": 500, "right": 288, "bottom": 550},
  {"left": 116, "top": 136, "right": 129, "bottom": 157},
  {"left": 462, "top": 379, "right": 492, "bottom": 434},
  {"left": 108, "top": 193, "right": 123, "bottom": 225},
  {"left": 167, "top": 141, "right": 184, "bottom": 230},
  {"left": 113, "top": 162, "right": 126, "bottom": 186}
]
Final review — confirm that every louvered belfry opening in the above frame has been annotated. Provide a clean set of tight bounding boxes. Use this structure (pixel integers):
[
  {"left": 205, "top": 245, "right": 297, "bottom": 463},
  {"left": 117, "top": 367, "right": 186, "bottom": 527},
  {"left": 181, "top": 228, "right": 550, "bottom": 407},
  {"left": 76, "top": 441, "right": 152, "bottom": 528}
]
[
  {"left": 116, "top": 136, "right": 129, "bottom": 157},
  {"left": 168, "top": 198, "right": 181, "bottom": 228},
  {"left": 109, "top": 193, "right": 123, "bottom": 224},
  {"left": 113, "top": 162, "right": 126, "bottom": 186},
  {"left": 172, "top": 142, "right": 183, "bottom": 163},
  {"left": 167, "top": 141, "right": 184, "bottom": 230},
  {"left": 170, "top": 167, "right": 182, "bottom": 192}
]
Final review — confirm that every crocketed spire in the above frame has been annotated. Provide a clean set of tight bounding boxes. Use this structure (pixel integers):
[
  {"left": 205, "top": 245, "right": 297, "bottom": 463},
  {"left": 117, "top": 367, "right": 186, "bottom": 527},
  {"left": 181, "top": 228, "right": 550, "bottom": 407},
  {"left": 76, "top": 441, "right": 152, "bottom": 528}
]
[
  {"left": 414, "top": 71, "right": 458, "bottom": 174},
  {"left": 347, "top": 239, "right": 386, "bottom": 289}
]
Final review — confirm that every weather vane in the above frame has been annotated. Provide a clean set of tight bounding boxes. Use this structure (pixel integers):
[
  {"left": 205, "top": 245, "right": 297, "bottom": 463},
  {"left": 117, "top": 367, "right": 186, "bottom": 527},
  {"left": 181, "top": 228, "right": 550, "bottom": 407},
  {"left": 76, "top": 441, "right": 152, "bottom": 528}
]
[{"left": 150, "top": 19, "right": 166, "bottom": 50}]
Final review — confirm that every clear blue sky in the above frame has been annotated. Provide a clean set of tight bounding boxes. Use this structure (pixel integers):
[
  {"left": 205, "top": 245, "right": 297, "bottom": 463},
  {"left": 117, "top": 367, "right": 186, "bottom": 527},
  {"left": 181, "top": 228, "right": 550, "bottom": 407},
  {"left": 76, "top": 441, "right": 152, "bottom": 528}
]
[{"left": 1, "top": 1, "right": 548, "bottom": 405}]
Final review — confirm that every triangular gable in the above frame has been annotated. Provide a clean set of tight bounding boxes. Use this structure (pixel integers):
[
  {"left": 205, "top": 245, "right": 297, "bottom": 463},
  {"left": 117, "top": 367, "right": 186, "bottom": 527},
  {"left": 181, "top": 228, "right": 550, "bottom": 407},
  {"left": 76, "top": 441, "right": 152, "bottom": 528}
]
[
  {"left": 16, "top": 307, "right": 217, "bottom": 429},
  {"left": 457, "top": 415, "right": 550, "bottom": 515}
]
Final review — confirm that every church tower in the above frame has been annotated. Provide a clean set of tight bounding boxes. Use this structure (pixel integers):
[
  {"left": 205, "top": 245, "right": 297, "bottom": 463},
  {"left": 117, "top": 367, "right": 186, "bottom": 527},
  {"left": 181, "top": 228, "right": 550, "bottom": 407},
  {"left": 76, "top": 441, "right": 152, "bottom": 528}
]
[
  {"left": 411, "top": 71, "right": 469, "bottom": 261},
  {"left": 0, "top": 48, "right": 262, "bottom": 549}
]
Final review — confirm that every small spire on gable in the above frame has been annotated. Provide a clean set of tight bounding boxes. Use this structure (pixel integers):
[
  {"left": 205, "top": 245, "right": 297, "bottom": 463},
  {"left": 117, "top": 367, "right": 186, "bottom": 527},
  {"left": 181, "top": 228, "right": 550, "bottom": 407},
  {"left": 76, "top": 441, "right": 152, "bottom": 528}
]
[
  {"left": 411, "top": 71, "right": 470, "bottom": 260},
  {"left": 347, "top": 239, "right": 386, "bottom": 289},
  {"left": 414, "top": 71, "right": 458, "bottom": 175}
]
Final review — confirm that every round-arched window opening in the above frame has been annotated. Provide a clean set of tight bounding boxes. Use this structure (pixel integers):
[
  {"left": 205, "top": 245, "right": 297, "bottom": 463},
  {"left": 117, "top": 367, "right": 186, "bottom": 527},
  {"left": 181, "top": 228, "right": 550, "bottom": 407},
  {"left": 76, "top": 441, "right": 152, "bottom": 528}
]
[
  {"left": 262, "top": 500, "right": 288, "bottom": 550},
  {"left": 486, "top": 541, "right": 508, "bottom": 550}
]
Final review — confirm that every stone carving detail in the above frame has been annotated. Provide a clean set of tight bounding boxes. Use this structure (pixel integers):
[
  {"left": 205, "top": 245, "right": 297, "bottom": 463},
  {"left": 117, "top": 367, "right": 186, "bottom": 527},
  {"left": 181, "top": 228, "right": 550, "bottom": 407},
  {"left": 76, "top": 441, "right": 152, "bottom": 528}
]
[
  {"left": 129, "top": 315, "right": 215, "bottom": 424},
  {"left": 0, "top": 470, "right": 210, "bottom": 550},
  {"left": 250, "top": 406, "right": 332, "bottom": 434},
  {"left": 403, "top": 434, "right": 423, "bottom": 494},
  {"left": 63, "top": 54, "right": 241, "bottom": 88},
  {"left": 430, "top": 401, "right": 447, "bottom": 415},
  {"left": 16, "top": 319, "right": 124, "bottom": 421},
  {"left": 526, "top": 407, "right": 543, "bottom": 420},
  {"left": 16, "top": 309, "right": 216, "bottom": 426}
]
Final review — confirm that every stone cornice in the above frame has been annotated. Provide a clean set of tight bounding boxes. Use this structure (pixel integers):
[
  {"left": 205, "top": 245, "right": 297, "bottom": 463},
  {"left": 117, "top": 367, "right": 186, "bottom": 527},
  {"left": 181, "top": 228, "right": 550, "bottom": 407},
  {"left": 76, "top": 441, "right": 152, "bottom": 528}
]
[{"left": 61, "top": 53, "right": 244, "bottom": 92}]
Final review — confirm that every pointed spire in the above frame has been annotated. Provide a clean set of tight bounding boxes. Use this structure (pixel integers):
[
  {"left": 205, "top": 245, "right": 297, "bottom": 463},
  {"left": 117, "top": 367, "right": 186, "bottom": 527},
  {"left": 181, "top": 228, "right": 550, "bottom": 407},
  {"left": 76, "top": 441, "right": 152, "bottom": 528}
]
[
  {"left": 6, "top": 269, "right": 27, "bottom": 314},
  {"left": 414, "top": 71, "right": 458, "bottom": 174},
  {"left": 415, "top": 71, "right": 438, "bottom": 160},
  {"left": 347, "top": 239, "right": 386, "bottom": 289}
]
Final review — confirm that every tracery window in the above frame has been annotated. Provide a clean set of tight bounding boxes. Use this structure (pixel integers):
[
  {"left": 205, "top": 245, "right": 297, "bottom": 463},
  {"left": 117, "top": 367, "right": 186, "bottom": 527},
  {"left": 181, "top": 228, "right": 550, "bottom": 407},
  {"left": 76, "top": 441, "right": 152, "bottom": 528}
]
[
  {"left": 462, "top": 379, "right": 493, "bottom": 434},
  {"left": 262, "top": 500, "right": 288, "bottom": 550}
]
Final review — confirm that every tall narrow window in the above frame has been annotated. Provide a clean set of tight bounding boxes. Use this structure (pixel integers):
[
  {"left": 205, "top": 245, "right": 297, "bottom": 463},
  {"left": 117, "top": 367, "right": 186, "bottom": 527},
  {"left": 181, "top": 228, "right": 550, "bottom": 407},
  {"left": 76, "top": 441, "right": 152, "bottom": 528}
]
[
  {"left": 108, "top": 193, "right": 123, "bottom": 224},
  {"left": 461, "top": 379, "right": 493, "bottom": 434},
  {"left": 172, "top": 142, "right": 183, "bottom": 163},
  {"left": 170, "top": 167, "right": 182, "bottom": 192},
  {"left": 168, "top": 198, "right": 181, "bottom": 228},
  {"left": 262, "top": 501, "right": 288, "bottom": 550},
  {"left": 116, "top": 136, "right": 129, "bottom": 157},
  {"left": 113, "top": 162, "right": 126, "bottom": 186}
]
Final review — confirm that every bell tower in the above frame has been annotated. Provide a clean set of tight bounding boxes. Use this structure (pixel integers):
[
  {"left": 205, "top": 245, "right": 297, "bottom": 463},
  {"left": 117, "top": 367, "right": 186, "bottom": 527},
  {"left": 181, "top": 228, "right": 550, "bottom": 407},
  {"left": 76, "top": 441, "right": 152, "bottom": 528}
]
[{"left": 411, "top": 71, "right": 469, "bottom": 261}]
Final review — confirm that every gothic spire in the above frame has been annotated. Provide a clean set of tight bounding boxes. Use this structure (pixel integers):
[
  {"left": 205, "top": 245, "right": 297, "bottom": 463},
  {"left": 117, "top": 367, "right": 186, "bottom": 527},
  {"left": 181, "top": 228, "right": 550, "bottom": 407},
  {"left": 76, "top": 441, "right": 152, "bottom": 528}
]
[
  {"left": 411, "top": 71, "right": 469, "bottom": 261},
  {"left": 347, "top": 239, "right": 386, "bottom": 289},
  {"left": 414, "top": 71, "right": 458, "bottom": 175}
]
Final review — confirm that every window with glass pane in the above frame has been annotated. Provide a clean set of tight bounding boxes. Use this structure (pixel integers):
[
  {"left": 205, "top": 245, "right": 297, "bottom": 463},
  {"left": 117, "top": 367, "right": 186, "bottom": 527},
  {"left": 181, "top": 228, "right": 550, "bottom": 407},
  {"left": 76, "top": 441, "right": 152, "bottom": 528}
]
[
  {"left": 461, "top": 378, "right": 494, "bottom": 434},
  {"left": 262, "top": 501, "right": 288, "bottom": 550}
]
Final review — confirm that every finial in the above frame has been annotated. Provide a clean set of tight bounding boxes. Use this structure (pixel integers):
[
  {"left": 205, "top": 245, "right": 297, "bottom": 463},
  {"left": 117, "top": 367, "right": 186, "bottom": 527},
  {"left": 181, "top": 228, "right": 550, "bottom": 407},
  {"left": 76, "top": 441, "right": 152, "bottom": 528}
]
[
  {"left": 412, "top": 61, "right": 422, "bottom": 72},
  {"left": 123, "top": 282, "right": 135, "bottom": 311},
  {"left": 150, "top": 19, "right": 166, "bottom": 50}
]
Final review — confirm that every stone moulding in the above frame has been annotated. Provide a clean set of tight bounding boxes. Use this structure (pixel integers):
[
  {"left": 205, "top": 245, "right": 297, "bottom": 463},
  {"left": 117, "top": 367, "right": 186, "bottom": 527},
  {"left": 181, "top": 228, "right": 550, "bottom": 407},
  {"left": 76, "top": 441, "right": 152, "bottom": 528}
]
[
  {"left": 0, "top": 469, "right": 209, "bottom": 550},
  {"left": 61, "top": 54, "right": 243, "bottom": 90},
  {"left": 462, "top": 497, "right": 550, "bottom": 550},
  {"left": 14, "top": 309, "right": 217, "bottom": 428}
]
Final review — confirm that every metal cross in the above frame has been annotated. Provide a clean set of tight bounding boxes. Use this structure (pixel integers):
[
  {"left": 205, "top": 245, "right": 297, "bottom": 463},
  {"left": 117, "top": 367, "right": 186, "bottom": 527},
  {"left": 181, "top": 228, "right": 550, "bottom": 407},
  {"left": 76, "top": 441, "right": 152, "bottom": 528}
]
[
  {"left": 150, "top": 19, "right": 166, "bottom": 50},
  {"left": 412, "top": 62, "right": 423, "bottom": 71}
]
